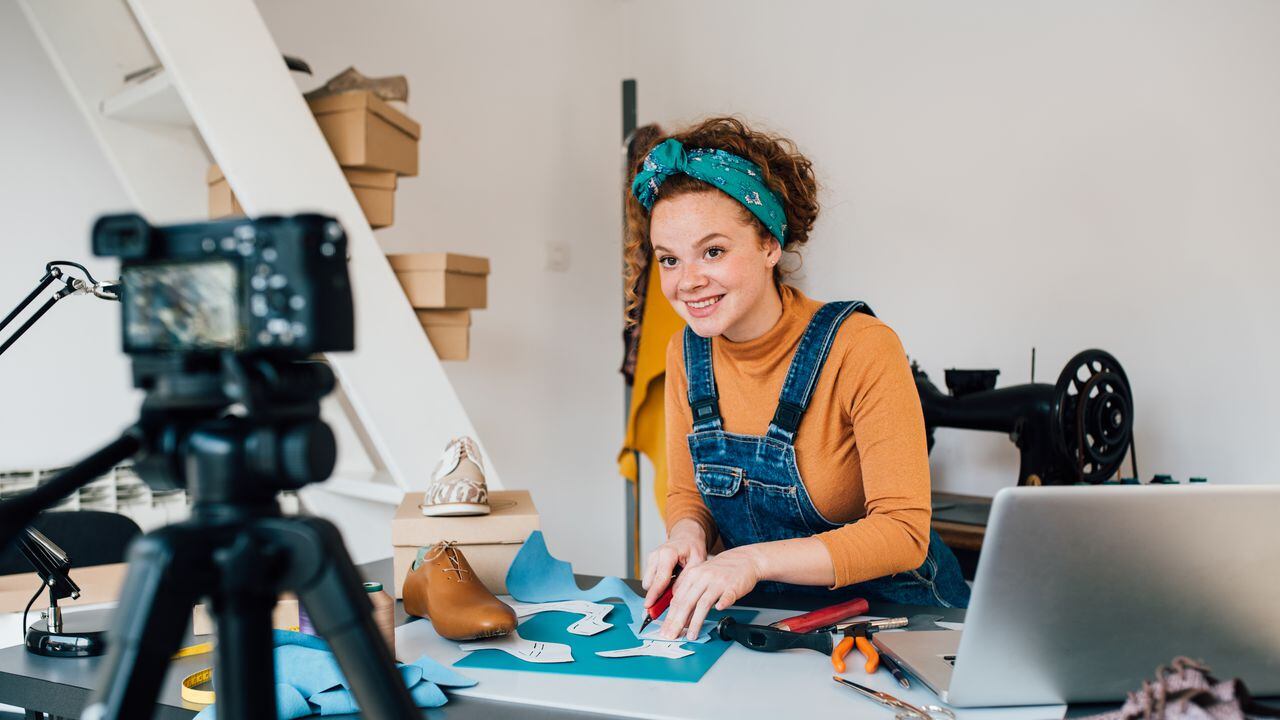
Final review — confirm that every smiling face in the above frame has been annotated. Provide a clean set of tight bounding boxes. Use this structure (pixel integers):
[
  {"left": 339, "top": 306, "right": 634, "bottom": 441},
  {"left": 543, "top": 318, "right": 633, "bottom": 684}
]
[{"left": 650, "top": 191, "right": 783, "bottom": 342}]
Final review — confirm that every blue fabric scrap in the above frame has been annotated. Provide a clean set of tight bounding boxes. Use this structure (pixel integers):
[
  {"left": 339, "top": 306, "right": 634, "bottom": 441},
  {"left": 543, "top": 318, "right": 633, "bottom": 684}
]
[{"left": 192, "top": 629, "right": 472, "bottom": 719}]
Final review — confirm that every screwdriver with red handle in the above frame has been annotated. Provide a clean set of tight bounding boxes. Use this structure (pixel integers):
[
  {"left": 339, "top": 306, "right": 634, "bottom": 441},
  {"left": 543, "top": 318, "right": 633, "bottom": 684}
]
[{"left": 639, "top": 565, "right": 682, "bottom": 633}]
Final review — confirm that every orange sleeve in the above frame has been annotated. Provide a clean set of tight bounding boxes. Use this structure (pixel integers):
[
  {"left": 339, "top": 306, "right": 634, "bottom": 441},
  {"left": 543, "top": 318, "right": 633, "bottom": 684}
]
[
  {"left": 662, "top": 332, "right": 719, "bottom": 549},
  {"left": 815, "top": 325, "right": 932, "bottom": 587}
]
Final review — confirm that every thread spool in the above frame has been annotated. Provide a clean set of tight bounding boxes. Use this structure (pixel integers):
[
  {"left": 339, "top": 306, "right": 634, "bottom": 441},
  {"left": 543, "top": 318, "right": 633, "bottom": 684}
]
[
  {"left": 364, "top": 581, "right": 396, "bottom": 654},
  {"left": 297, "top": 603, "right": 316, "bottom": 636}
]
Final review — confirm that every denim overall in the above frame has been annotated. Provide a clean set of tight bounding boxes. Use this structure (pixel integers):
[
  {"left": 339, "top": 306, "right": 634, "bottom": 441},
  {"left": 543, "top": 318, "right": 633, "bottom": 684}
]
[{"left": 684, "top": 301, "right": 971, "bottom": 608}]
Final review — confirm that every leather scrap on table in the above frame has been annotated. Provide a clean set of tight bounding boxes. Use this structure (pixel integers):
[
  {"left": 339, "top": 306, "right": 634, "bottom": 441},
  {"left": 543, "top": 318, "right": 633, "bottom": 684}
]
[
  {"left": 505, "top": 530, "right": 649, "bottom": 627},
  {"left": 192, "top": 629, "right": 474, "bottom": 719},
  {"left": 458, "top": 629, "right": 574, "bottom": 664},
  {"left": 596, "top": 640, "right": 692, "bottom": 660},
  {"left": 506, "top": 600, "right": 614, "bottom": 636}
]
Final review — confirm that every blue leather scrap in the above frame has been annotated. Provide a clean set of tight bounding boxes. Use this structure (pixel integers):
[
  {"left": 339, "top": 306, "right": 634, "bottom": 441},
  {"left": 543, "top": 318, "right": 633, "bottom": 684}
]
[
  {"left": 507, "top": 530, "right": 649, "bottom": 625},
  {"left": 193, "top": 629, "right": 474, "bottom": 719}
]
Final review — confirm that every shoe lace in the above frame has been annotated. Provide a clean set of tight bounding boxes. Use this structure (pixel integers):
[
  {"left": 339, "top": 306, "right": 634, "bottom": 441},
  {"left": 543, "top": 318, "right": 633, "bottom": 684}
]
[
  {"left": 1123, "top": 657, "right": 1214, "bottom": 720},
  {"left": 424, "top": 541, "right": 471, "bottom": 583},
  {"left": 455, "top": 437, "right": 481, "bottom": 466},
  {"left": 431, "top": 437, "right": 484, "bottom": 483}
]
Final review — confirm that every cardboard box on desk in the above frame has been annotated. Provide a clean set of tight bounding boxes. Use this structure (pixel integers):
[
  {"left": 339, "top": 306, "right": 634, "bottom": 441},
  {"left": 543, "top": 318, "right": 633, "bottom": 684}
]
[
  {"left": 207, "top": 164, "right": 398, "bottom": 228},
  {"left": 308, "top": 90, "right": 421, "bottom": 176},
  {"left": 391, "top": 489, "right": 538, "bottom": 598},
  {"left": 0, "top": 563, "right": 126, "bottom": 612},
  {"left": 192, "top": 596, "right": 300, "bottom": 636},
  {"left": 388, "top": 253, "right": 490, "bottom": 309}
]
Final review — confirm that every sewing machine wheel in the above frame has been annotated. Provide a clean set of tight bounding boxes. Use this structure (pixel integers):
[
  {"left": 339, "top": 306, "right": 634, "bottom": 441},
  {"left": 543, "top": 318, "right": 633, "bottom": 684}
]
[{"left": 1053, "top": 350, "right": 1134, "bottom": 484}]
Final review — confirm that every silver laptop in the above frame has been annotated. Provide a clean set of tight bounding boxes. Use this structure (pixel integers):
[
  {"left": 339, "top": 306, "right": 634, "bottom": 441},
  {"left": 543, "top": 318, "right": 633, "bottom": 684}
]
[{"left": 875, "top": 485, "right": 1280, "bottom": 706}]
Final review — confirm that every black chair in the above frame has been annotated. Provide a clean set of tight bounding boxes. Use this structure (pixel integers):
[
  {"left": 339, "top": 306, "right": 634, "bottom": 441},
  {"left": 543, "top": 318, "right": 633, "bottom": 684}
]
[{"left": 0, "top": 510, "right": 142, "bottom": 576}]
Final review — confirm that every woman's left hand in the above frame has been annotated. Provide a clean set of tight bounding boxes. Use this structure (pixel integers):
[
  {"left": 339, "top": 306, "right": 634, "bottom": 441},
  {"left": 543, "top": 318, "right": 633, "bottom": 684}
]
[{"left": 656, "top": 546, "right": 763, "bottom": 641}]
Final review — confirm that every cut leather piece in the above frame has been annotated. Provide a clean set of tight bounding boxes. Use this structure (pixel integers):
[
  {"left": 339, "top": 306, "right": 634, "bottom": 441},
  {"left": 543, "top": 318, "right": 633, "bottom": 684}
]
[
  {"left": 403, "top": 542, "right": 516, "bottom": 641},
  {"left": 630, "top": 611, "right": 716, "bottom": 644},
  {"left": 506, "top": 600, "right": 614, "bottom": 636},
  {"left": 458, "top": 630, "right": 573, "bottom": 664},
  {"left": 596, "top": 640, "right": 693, "bottom": 660},
  {"left": 506, "top": 531, "right": 648, "bottom": 626}
]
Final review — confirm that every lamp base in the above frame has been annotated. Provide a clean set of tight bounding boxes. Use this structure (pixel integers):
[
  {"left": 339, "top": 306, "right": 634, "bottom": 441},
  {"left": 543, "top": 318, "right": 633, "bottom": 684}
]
[{"left": 25, "top": 619, "right": 107, "bottom": 658}]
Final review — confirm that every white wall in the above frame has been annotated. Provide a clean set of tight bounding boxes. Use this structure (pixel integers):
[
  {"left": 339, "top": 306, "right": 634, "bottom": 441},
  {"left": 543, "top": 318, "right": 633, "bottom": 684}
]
[
  {"left": 623, "top": 0, "right": 1280, "bottom": 497},
  {"left": 256, "top": 0, "right": 628, "bottom": 574},
  {"left": 9, "top": 0, "right": 1277, "bottom": 581},
  {"left": 0, "top": 0, "right": 141, "bottom": 468},
  {"left": 4, "top": 0, "right": 628, "bottom": 576}
]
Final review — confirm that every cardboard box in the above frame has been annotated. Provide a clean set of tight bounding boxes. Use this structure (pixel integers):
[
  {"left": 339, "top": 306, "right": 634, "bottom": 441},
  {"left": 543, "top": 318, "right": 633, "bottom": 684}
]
[
  {"left": 388, "top": 253, "right": 490, "bottom": 309},
  {"left": 391, "top": 489, "right": 538, "bottom": 598},
  {"left": 0, "top": 563, "right": 126, "bottom": 613},
  {"left": 417, "top": 309, "right": 471, "bottom": 360},
  {"left": 346, "top": 167, "right": 398, "bottom": 228},
  {"left": 206, "top": 164, "right": 244, "bottom": 219},
  {"left": 207, "top": 165, "right": 398, "bottom": 228},
  {"left": 308, "top": 91, "right": 421, "bottom": 176},
  {"left": 192, "top": 596, "right": 300, "bottom": 636}
]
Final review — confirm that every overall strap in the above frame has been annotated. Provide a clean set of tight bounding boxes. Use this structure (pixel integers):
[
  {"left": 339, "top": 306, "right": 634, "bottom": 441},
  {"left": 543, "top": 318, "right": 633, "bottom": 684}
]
[
  {"left": 683, "top": 326, "right": 723, "bottom": 432},
  {"left": 767, "top": 301, "right": 875, "bottom": 444}
]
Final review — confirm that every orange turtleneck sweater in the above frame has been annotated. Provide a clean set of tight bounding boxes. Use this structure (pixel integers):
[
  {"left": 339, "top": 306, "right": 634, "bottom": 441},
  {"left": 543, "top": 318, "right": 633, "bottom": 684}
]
[{"left": 664, "top": 284, "right": 931, "bottom": 588}]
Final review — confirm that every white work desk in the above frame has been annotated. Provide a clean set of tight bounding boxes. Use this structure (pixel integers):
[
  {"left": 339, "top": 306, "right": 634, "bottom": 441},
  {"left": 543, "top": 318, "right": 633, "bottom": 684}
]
[
  {"left": 0, "top": 558, "right": 1136, "bottom": 719},
  {"left": 397, "top": 600, "right": 1066, "bottom": 720}
]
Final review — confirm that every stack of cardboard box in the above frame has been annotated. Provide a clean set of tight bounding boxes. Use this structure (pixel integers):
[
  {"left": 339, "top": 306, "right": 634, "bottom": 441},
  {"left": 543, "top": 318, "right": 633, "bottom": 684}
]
[
  {"left": 206, "top": 90, "right": 420, "bottom": 229},
  {"left": 390, "top": 490, "right": 539, "bottom": 597},
  {"left": 387, "top": 253, "right": 490, "bottom": 361},
  {"left": 205, "top": 87, "right": 490, "bottom": 361}
]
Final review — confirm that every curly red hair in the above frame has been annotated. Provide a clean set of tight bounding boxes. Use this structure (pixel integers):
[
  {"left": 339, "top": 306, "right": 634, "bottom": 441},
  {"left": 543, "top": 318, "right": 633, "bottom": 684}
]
[{"left": 623, "top": 116, "right": 819, "bottom": 326}]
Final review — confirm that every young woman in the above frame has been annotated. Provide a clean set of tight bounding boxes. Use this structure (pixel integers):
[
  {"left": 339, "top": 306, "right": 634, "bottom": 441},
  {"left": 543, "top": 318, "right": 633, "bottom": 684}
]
[{"left": 628, "top": 117, "right": 970, "bottom": 642}]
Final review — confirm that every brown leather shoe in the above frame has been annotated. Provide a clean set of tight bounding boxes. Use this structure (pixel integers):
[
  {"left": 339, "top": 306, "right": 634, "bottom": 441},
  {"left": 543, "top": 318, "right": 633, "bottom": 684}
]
[{"left": 402, "top": 541, "right": 516, "bottom": 641}]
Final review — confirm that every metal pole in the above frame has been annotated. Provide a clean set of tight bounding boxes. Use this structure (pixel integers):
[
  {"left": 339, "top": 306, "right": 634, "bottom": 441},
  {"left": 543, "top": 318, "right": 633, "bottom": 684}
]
[{"left": 621, "top": 79, "right": 641, "bottom": 578}]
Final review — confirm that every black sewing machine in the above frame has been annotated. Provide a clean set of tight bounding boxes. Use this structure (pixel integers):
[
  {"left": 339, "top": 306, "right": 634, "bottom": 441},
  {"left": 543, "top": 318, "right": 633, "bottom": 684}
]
[{"left": 913, "top": 349, "right": 1137, "bottom": 486}]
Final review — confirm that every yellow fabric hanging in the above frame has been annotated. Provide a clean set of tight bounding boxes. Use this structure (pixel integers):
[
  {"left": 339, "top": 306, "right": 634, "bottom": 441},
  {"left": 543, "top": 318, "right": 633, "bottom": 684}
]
[{"left": 618, "top": 266, "right": 685, "bottom": 519}]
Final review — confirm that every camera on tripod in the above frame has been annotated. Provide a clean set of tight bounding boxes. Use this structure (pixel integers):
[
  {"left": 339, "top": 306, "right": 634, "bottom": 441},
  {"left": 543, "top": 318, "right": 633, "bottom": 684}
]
[
  {"left": 0, "top": 213, "right": 423, "bottom": 718},
  {"left": 92, "top": 212, "right": 354, "bottom": 358}
]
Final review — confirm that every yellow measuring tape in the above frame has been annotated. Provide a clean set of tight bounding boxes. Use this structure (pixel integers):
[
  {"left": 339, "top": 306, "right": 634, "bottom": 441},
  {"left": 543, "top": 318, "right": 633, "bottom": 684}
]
[
  {"left": 172, "top": 626, "right": 299, "bottom": 705},
  {"left": 173, "top": 642, "right": 216, "bottom": 705}
]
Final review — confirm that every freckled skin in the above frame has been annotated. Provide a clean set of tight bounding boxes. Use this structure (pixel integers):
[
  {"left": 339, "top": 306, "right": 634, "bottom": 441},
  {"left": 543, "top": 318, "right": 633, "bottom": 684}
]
[{"left": 649, "top": 192, "right": 782, "bottom": 343}]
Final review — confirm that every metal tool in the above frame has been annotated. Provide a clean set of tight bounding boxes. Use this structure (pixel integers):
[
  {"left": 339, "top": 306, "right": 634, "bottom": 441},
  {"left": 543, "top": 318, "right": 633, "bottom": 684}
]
[
  {"left": 831, "top": 675, "right": 956, "bottom": 720},
  {"left": 716, "top": 616, "right": 908, "bottom": 675},
  {"left": 905, "top": 614, "right": 944, "bottom": 632},
  {"left": 831, "top": 617, "right": 908, "bottom": 673},
  {"left": 715, "top": 617, "right": 834, "bottom": 655}
]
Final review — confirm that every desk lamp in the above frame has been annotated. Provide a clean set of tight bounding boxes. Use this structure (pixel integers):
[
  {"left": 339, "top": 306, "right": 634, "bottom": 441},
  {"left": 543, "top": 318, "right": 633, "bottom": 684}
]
[{"left": 18, "top": 527, "right": 107, "bottom": 657}]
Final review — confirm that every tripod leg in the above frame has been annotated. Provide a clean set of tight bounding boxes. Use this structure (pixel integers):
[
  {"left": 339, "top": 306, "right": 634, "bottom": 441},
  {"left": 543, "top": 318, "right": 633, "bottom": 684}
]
[
  {"left": 83, "top": 526, "right": 202, "bottom": 720},
  {"left": 269, "top": 517, "right": 419, "bottom": 718},
  {"left": 210, "top": 531, "right": 284, "bottom": 720}
]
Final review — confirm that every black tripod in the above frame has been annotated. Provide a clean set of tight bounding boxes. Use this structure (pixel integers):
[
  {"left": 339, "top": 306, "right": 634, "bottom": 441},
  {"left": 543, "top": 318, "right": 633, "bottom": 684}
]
[{"left": 4, "top": 355, "right": 418, "bottom": 719}]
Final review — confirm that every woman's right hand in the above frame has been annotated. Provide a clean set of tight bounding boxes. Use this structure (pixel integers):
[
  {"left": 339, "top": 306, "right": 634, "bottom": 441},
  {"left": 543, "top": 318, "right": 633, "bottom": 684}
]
[{"left": 642, "top": 519, "right": 709, "bottom": 608}]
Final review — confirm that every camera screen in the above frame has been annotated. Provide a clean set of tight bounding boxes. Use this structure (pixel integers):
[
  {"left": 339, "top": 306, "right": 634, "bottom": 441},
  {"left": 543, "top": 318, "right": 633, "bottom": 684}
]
[{"left": 122, "top": 261, "right": 240, "bottom": 351}]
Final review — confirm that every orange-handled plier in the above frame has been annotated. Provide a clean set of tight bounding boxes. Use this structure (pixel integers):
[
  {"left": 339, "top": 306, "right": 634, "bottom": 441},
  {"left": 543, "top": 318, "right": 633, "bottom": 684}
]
[{"left": 831, "top": 617, "right": 907, "bottom": 673}]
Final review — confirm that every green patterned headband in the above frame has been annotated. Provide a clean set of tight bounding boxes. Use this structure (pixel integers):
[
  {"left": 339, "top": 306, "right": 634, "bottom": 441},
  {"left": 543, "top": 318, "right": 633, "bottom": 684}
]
[{"left": 631, "top": 138, "right": 788, "bottom": 244}]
